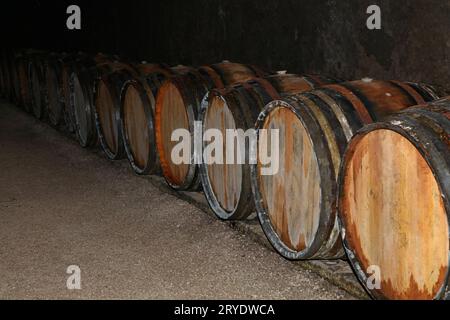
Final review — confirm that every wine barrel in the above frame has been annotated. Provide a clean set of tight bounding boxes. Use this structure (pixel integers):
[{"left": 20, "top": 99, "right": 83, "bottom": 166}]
[
  {"left": 200, "top": 73, "right": 338, "bottom": 220},
  {"left": 45, "top": 53, "right": 67, "bottom": 127},
  {"left": 28, "top": 53, "right": 48, "bottom": 119},
  {"left": 9, "top": 51, "right": 22, "bottom": 106},
  {"left": 0, "top": 49, "right": 13, "bottom": 100},
  {"left": 0, "top": 58, "right": 4, "bottom": 98},
  {"left": 62, "top": 53, "right": 114, "bottom": 134},
  {"left": 16, "top": 53, "right": 32, "bottom": 112},
  {"left": 120, "top": 63, "right": 175, "bottom": 174},
  {"left": 93, "top": 62, "right": 142, "bottom": 160},
  {"left": 70, "top": 57, "right": 133, "bottom": 148},
  {"left": 155, "top": 61, "right": 268, "bottom": 190},
  {"left": 0, "top": 50, "right": 5, "bottom": 97},
  {"left": 61, "top": 53, "right": 91, "bottom": 133},
  {"left": 70, "top": 60, "right": 109, "bottom": 147},
  {"left": 338, "top": 98, "right": 450, "bottom": 300},
  {"left": 251, "top": 79, "right": 439, "bottom": 260}
]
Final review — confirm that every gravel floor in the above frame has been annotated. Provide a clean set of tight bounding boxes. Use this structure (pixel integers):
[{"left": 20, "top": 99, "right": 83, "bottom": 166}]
[{"left": 0, "top": 101, "right": 354, "bottom": 300}]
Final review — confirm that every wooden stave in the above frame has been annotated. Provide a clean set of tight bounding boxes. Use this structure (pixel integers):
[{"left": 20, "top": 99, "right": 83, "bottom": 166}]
[
  {"left": 200, "top": 74, "right": 338, "bottom": 221},
  {"left": 94, "top": 64, "right": 140, "bottom": 160},
  {"left": 337, "top": 99, "right": 450, "bottom": 300},
  {"left": 155, "top": 62, "right": 266, "bottom": 191},
  {"left": 120, "top": 64, "right": 175, "bottom": 175},
  {"left": 250, "top": 80, "right": 438, "bottom": 260}
]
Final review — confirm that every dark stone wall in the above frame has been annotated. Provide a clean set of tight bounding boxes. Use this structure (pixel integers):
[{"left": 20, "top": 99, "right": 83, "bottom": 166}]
[{"left": 2, "top": 0, "right": 449, "bottom": 92}]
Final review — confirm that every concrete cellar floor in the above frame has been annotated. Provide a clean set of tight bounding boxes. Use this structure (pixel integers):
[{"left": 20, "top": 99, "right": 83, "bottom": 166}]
[{"left": 0, "top": 100, "right": 358, "bottom": 299}]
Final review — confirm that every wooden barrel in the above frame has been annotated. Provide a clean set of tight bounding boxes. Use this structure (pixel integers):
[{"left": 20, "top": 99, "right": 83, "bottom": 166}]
[
  {"left": 28, "top": 53, "right": 48, "bottom": 119},
  {"left": 16, "top": 53, "right": 32, "bottom": 112},
  {"left": 60, "top": 53, "right": 91, "bottom": 133},
  {"left": 70, "top": 60, "right": 107, "bottom": 147},
  {"left": 338, "top": 98, "right": 450, "bottom": 300},
  {"left": 200, "top": 73, "right": 338, "bottom": 220},
  {"left": 155, "top": 61, "right": 268, "bottom": 190},
  {"left": 61, "top": 53, "right": 114, "bottom": 134},
  {"left": 0, "top": 49, "right": 14, "bottom": 101},
  {"left": 45, "top": 53, "right": 66, "bottom": 127},
  {"left": 250, "top": 79, "right": 439, "bottom": 260},
  {"left": 9, "top": 51, "right": 22, "bottom": 106},
  {"left": 0, "top": 50, "right": 5, "bottom": 98},
  {"left": 93, "top": 62, "right": 140, "bottom": 159},
  {"left": 69, "top": 57, "right": 123, "bottom": 147},
  {"left": 120, "top": 63, "right": 175, "bottom": 174}
]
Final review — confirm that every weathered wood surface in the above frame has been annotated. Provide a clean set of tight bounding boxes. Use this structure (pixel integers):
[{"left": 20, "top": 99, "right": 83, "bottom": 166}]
[
  {"left": 157, "top": 81, "right": 190, "bottom": 185},
  {"left": 94, "top": 63, "right": 138, "bottom": 159},
  {"left": 122, "top": 84, "right": 151, "bottom": 171},
  {"left": 339, "top": 98, "right": 450, "bottom": 299},
  {"left": 120, "top": 63, "right": 174, "bottom": 174}
]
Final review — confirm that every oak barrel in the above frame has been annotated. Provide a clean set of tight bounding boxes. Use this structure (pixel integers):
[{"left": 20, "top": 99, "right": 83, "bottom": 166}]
[
  {"left": 62, "top": 53, "right": 114, "bottom": 135},
  {"left": 120, "top": 63, "right": 175, "bottom": 174},
  {"left": 94, "top": 62, "right": 140, "bottom": 159},
  {"left": 9, "top": 51, "right": 22, "bottom": 106},
  {"left": 200, "top": 73, "right": 338, "bottom": 220},
  {"left": 0, "top": 49, "right": 18, "bottom": 105},
  {"left": 251, "top": 79, "right": 439, "bottom": 260},
  {"left": 16, "top": 53, "right": 32, "bottom": 112},
  {"left": 155, "top": 61, "right": 267, "bottom": 190},
  {"left": 69, "top": 57, "right": 124, "bottom": 147},
  {"left": 0, "top": 50, "right": 6, "bottom": 97},
  {"left": 0, "top": 49, "right": 14, "bottom": 101},
  {"left": 28, "top": 53, "right": 48, "bottom": 119},
  {"left": 45, "top": 53, "right": 67, "bottom": 127},
  {"left": 338, "top": 97, "right": 450, "bottom": 300},
  {"left": 60, "top": 53, "right": 94, "bottom": 133}
]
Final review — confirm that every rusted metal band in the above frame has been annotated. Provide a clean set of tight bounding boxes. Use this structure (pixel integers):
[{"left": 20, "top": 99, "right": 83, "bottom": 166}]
[
  {"left": 295, "top": 95, "right": 341, "bottom": 177},
  {"left": 390, "top": 80, "right": 426, "bottom": 105},
  {"left": 310, "top": 90, "right": 354, "bottom": 141},
  {"left": 303, "top": 74, "right": 329, "bottom": 87},
  {"left": 250, "top": 77, "right": 280, "bottom": 100},
  {"left": 325, "top": 84, "right": 373, "bottom": 125},
  {"left": 199, "top": 65, "right": 224, "bottom": 89}
]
